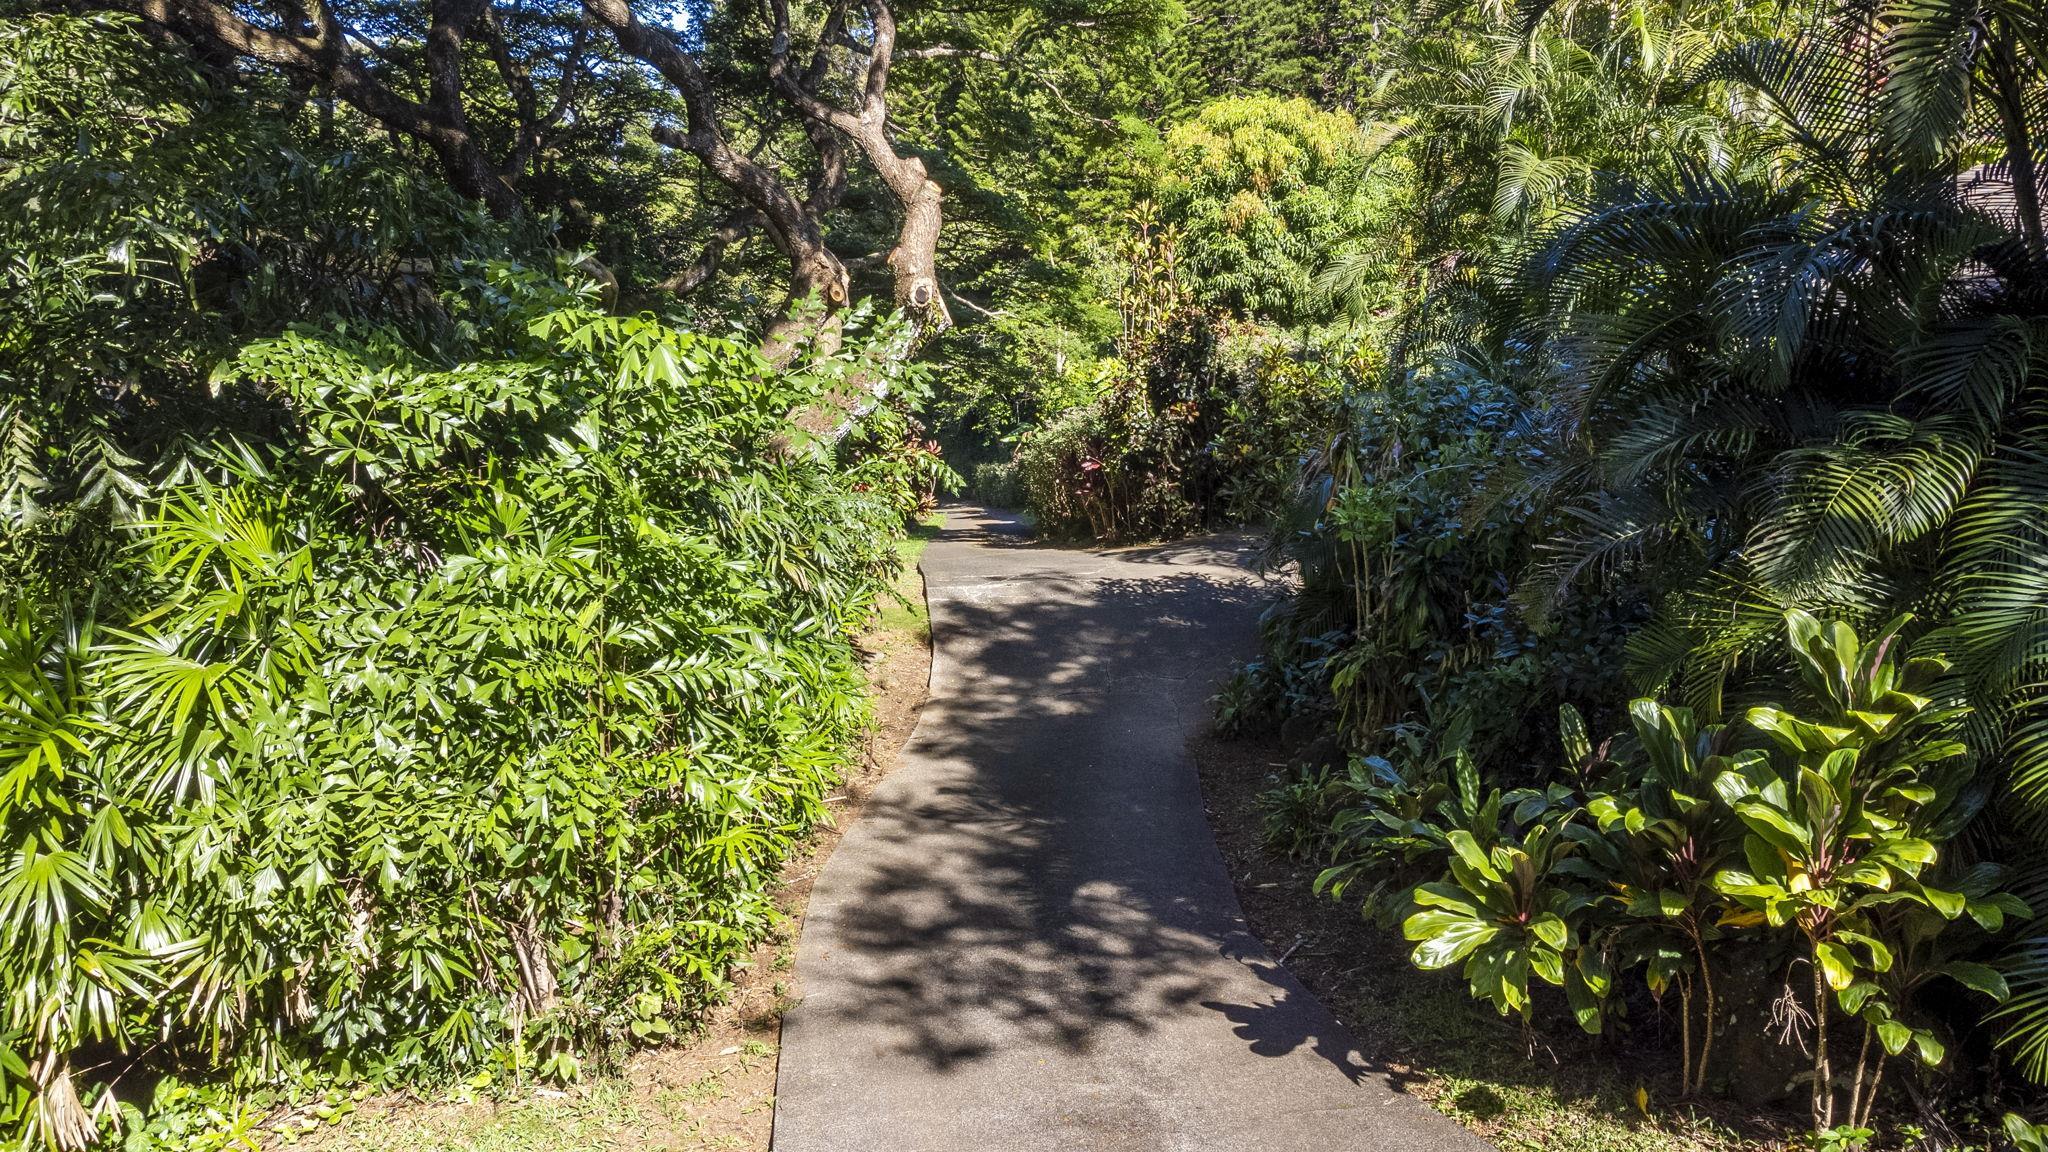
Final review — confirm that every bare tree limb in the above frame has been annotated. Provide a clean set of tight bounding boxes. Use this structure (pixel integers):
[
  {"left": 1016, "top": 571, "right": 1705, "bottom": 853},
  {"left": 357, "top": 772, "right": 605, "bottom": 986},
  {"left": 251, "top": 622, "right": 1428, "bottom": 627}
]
[
  {"left": 765, "top": 0, "right": 950, "bottom": 333},
  {"left": 584, "top": 0, "right": 847, "bottom": 358},
  {"left": 658, "top": 208, "right": 763, "bottom": 296},
  {"left": 897, "top": 44, "right": 1003, "bottom": 62},
  {"left": 483, "top": 9, "right": 590, "bottom": 181},
  {"left": 946, "top": 284, "right": 1002, "bottom": 320}
]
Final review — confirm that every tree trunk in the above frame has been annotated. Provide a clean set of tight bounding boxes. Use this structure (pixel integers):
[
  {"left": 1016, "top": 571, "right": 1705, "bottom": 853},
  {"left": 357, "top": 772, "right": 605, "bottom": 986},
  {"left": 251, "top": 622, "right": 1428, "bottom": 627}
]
[
  {"left": 426, "top": 126, "right": 522, "bottom": 218},
  {"left": 882, "top": 156, "right": 948, "bottom": 324},
  {"left": 1689, "top": 920, "right": 1718, "bottom": 1097},
  {"left": 1846, "top": 1020, "right": 1872, "bottom": 1133},
  {"left": 764, "top": 247, "right": 851, "bottom": 365},
  {"left": 1987, "top": 22, "right": 2046, "bottom": 259}
]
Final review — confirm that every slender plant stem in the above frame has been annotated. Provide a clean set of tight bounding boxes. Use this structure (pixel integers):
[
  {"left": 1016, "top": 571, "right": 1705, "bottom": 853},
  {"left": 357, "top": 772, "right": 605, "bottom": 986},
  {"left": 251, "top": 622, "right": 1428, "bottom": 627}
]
[
  {"left": 1812, "top": 955, "right": 1833, "bottom": 1131},
  {"left": 1855, "top": 1045, "right": 1887, "bottom": 1131},
  {"left": 1847, "top": 1020, "right": 1872, "bottom": 1133},
  {"left": 1688, "top": 920, "right": 1718, "bottom": 1097},
  {"left": 1679, "top": 978, "right": 1694, "bottom": 1095}
]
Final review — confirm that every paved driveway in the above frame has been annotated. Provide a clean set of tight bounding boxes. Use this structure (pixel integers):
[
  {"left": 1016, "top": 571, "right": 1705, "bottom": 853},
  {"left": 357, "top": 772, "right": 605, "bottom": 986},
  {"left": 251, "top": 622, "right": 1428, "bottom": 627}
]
[{"left": 771, "top": 506, "right": 1491, "bottom": 1151}]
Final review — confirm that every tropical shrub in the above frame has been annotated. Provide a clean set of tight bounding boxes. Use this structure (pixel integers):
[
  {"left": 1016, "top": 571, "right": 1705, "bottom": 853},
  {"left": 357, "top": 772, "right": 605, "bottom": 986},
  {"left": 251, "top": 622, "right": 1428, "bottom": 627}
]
[
  {"left": 1567, "top": 699, "right": 1745, "bottom": 1095},
  {"left": 1217, "top": 0, "right": 2048, "bottom": 1135},
  {"left": 1015, "top": 388, "right": 1200, "bottom": 540},
  {"left": 1310, "top": 614, "right": 2029, "bottom": 1136},
  {"left": 1708, "top": 613, "right": 2023, "bottom": 1132},
  {"left": 1202, "top": 327, "right": 1348, "bottom": 522},
  {"left": 0, "top": 274, "right": 940, "bottom": 1148},
  {"left": 1404, "top": 820, "right": 1610, "bottom": 1029},
  {"left": 1158, "top": 95, "right": 1389, "bottom": 327},
  {"left": 0, "top": 12, "right": 547, "bottom": 603},
  {"left": 1230, "top": 346, "right": 1640, "bottom": 767},
  {"left": 996, "top": 119, "right": 1357, "bottom": 543},
  {"left": 1012, "top": 335, "right": 1346, "bottom": 541},
  {"left": 967, "top": 461, "right": 1025, "bottom": 510}
]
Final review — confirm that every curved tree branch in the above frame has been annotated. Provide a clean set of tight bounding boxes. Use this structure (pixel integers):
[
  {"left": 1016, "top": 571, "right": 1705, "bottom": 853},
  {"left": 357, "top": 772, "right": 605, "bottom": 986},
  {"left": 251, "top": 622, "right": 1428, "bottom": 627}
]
[
  {"left": 585, "top": 0, "right": 847, "bottom": 358},
  {"left": 658, "top": 208, "right": 763, "bottom": 297},
  {"left": 766, "top": 0, "right": 950, "bottom": 333},
  {"left": 896, "top": 44, "right": 1004, "bottom": 62},
  {"left": 482, "top": 9, "right": 589, "bottom": 182},
  {"left": 113, "top": 0, "right": 522, "bottom": 216}
]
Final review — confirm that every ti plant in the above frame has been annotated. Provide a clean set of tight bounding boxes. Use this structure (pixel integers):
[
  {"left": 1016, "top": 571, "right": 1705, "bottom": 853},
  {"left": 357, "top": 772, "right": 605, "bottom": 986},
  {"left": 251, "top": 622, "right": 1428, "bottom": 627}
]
[
  {"left": 1711, "top": 612, "right": 2025, "bottom": 1134},
  {"left": 1403, "top": 822, "right": 1609, "bottom": 1032},
  {"left": 1312, "top": 712, "right": 1484, "bottom": 919},
  {"left": 1323, "top": 709, "right": 1581, "bottom": 925},
  {"left": 2007, "top": 1113, "right": 2048, "bottom": 1152},
  {"left": 1848, "top": 858, "right": 2029, "bottom": 1138},
  {"left": 1564, "top": 700, "right": 1745, "bottom": 1097},
  {"left": 1397, "top": 719, "right": 1605, "bottom": 1035}
]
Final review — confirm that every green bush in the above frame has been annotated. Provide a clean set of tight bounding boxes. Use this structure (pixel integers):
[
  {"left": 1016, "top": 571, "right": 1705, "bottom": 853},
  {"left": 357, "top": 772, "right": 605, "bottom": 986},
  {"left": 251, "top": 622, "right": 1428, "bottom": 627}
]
[
  {"left": 968, "top": 461, "right": 1025, "bottom": 509},
  {"left": 1293, "top": 614, "right": 2025, "bottom": 1136},
  {"left": 1203, "top": 328, "right": 1346, "bottom": 523},
  {"left": 1158, "top": 96, "right": 1390, "bottom": 327},
  {"left": 0, "top": 22, "right": 947, "bottom": 1145},
  {"left": 0, "top": 278, "right": 940, "bottom": 1148},
  {"left": 1014, "top": 395, "right": 1198, "bottom": 541}
]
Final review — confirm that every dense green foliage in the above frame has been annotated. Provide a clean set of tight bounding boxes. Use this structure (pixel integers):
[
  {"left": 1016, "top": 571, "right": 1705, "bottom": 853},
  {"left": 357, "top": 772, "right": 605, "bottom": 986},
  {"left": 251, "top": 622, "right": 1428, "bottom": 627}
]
[
  {"left": 1146, "top": 0, "right": 2048, "bottom": 1141},
  {"left": 1372, "top": 614, "right": 2023, "bottom": 1138},
  {"left": 6, "top": 0, "right": 2048, "bottom": 1143},
  {"left": 1159, "top": 97, "right": 1383, "bottom": 326},
  {"left": 0, "top": 9, "right": 946, "bottom": 1148},
  {"left": 3, "top": 289, "right": 934, "bottom": 1148}
]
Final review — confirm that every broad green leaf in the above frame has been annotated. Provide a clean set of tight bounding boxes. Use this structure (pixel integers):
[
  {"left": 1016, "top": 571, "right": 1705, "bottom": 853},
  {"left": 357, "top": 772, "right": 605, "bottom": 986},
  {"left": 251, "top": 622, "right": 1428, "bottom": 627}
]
[{"left": 1816, "top": 941, "right": 1857, "bottom": 990}]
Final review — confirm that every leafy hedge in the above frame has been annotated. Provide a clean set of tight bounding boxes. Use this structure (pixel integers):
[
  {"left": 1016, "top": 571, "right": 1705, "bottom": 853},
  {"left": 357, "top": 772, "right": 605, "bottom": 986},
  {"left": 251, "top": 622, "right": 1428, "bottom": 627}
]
[
  {"left": 966, "top": 461, "right": 1024, "bottom": 510},
  {"left": 1014, "top": 313, "right": 1344, "bottom": 541},
  {"left": 0, "top": 274, "right": 940, "bottom": 1147}
]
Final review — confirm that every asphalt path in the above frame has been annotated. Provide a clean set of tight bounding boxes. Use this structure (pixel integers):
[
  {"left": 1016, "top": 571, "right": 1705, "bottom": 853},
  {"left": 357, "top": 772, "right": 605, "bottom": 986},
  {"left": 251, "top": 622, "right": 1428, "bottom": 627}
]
[{"left": 771, "top": 506, "right": 1492, "bottom": 1151}]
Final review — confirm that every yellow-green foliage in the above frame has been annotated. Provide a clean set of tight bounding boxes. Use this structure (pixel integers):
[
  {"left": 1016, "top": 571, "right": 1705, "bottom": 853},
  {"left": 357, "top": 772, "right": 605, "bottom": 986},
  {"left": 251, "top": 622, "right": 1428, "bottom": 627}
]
[{"left": 1158, "top": 96, "right": 1389, "bottom": 324}]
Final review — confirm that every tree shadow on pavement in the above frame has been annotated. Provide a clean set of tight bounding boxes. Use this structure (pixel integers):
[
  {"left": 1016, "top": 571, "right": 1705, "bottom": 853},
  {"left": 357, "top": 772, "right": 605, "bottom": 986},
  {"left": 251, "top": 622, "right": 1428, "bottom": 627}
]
[
  {"left": 790, "top": 552, "right": 1419, "bottom": 1099},
  {"left": 1201, "top": 951, "right": 1372, "bottom": 1086}
]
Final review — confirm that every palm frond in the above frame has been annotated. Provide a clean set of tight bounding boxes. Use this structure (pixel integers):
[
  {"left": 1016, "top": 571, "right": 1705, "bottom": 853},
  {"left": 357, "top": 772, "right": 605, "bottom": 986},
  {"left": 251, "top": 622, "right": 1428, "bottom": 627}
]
[
  {"left": 1749, "top": 413, "right": 1984, "bottom": 594},
  {"left": 1883, "top": 0, "right": 1986, "bottom": 162}
]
